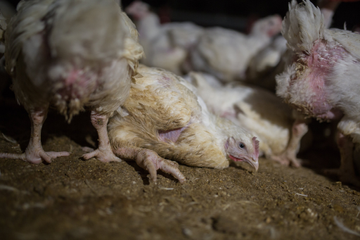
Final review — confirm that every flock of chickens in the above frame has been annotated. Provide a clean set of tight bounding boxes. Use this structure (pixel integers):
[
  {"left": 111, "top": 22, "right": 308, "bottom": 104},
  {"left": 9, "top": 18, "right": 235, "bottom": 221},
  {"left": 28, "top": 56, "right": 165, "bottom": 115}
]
[{"left": 0, "top": 0, "right": 359, "bottom": 186}]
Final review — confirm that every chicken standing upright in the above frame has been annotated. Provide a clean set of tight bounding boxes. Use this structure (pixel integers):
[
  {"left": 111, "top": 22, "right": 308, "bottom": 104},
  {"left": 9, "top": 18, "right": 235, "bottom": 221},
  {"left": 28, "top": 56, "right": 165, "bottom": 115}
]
[
  {"left": 126, "top": 1, "right": 203, "bottom": 75},
  {"left": 0, "top": 0, "right": 144, "bottom": 163},
  {"left": 108, "top": 65, "right": 259, "bottom": 183},
  {"left": 185, "top": 72, "right": 310, "bottom": 167},
  {"left": 245, "top": 0, "right": 342, "bottom": 91},
  {"left": 276, "top": 0, "right": 360, "bottom": 185},
  {"left": 189, "top": 14, "right": 283, "bottom": 83}
]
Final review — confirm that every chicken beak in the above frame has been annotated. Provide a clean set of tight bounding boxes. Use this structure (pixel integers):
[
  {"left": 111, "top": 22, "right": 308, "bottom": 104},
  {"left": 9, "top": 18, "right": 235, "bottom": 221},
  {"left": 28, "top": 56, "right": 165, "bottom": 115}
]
[
  {"left": 246, "top": 157, "right": 259, "bottom": 172},
  {"left": 228, "top": 154, "right": 259, "bottom": 171}
]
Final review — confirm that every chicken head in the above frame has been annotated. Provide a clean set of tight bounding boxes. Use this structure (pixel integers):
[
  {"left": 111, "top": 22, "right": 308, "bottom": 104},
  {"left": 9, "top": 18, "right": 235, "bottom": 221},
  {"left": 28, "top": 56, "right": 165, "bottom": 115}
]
[
  {"left": 225, "top": 136, "right": 259, "bottom": 171},
  {"left": 251, "top": 14, "right": 283, "bottom": 38},
  {"left": 125, "top": 1, "right": 149, "bottom": 20}
]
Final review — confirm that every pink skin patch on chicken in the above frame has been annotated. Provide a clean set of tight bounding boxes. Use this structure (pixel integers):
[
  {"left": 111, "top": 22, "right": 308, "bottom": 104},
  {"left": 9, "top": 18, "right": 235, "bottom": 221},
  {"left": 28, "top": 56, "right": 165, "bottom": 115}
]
[
  {"left": 158, "top": 128, "right": 183, "bottom": 142},
  {"left": 65, "top": 70, "right": 80, "bottom": 86},
  {"left": 157, "top": 76, "right": 172, "bottom": 88},
  {"left": 158, "top": 125, "right": 189, "bottom": 143},
  {"left": 55, "top": 68, "right": 97, "bottom": 102},
  {"left": 220, "top": 112, "right": 233, "bottom": 119},
  {"left": 289, "top": 40, "right": 347, "bottom": 120},
  {"left": 66, "top": 69, "right": 93, "bottom": 89}
]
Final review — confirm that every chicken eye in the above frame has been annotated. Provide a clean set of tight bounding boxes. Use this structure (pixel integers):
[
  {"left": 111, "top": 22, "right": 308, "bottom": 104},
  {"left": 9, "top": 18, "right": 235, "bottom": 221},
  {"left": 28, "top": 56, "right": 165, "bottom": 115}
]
[{"left": 239, "top": 143, "right": 245, "bottom": 148}]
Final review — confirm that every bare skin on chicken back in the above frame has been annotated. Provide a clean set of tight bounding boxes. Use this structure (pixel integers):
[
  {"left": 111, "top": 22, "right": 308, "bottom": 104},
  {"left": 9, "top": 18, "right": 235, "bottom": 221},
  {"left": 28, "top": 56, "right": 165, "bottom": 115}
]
[
  {"left": 277, "top": 0, "right": 360, "bottom": 186},
  {"left": 287, "top": 40, "right": 347, "bottom": 121}
]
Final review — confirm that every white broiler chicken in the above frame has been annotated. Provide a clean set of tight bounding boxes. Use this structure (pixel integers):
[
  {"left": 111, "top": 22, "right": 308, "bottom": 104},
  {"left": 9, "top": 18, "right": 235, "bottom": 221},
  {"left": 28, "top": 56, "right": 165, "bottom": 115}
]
[
  {"left": 245, "top": 35, "right": 288, "bottom": 90},
  {"left": 185, "top": 72, "right": 310, "bottom": 167},
  {"left": 245, "top": 0, "right": 341, "bottom": 91},
  {"left": 126, "top": 1, "right": 203, "bottom": 74},
  {"left": 189, "top": 14, "right": 283, "bottom": 83},
  {"left": 0, "top": 0, "right": 143, "bottom": 163},
  {"left": 276, "top": 0, "right": 360, "bottom": 185},
  {"left": 108, "top": 65, "right": 259, "bottom": 183}
]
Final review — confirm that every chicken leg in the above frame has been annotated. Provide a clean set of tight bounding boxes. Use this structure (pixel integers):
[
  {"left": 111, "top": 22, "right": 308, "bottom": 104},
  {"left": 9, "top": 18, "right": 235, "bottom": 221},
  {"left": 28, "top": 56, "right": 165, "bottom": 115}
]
[
  {"left": 0, "top": 107, "right": 70, "bottom": 163},
  {"left": 82, "top": 111, "right": 121, "bottom": 162},
  {"left": 270, "top": 120, "right": 308, "bottom": 167},
  {"left": 325, "top": 133, "right": 360, "bottom": 186},
  {"left": 113, "top": 147, "right": 186, "bottom": 183}
]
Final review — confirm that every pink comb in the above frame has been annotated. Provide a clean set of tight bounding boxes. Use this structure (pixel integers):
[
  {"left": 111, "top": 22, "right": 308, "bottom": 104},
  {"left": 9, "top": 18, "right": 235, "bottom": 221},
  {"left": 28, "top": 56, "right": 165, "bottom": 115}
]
[{"left": 252, "top": 137, "right": 260, "bottom": 159}]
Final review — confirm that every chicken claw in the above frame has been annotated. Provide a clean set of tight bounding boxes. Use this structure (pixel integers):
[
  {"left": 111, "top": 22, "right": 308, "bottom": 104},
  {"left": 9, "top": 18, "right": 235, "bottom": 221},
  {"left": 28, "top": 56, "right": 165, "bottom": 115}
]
[
  {"left": 83, "top": 148, "right": 121, "bottom": 162},
  {"left": 270, "top": 154, "right": 301, "bottom": 168},
  {"left": 114, "top": 147, "right": 186, "bottom": 183},
  {"left": 83, "top": 111, "right": 121, "bottom": 162},
  {"left": 269, "top": 120, "right": 308, "bottom": 168},
  {"left": 0, "top": 151, "right": 70, "bottom": 164},
  {"left": 0, "top": 108, "right": 70, "bottom": 163}
]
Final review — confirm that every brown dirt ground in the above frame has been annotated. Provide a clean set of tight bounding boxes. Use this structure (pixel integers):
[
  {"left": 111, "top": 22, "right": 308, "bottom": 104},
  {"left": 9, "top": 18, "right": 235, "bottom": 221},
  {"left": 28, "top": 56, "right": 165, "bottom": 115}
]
[{"left": 1, "top": 90, "right": 360, "bottom": 240}]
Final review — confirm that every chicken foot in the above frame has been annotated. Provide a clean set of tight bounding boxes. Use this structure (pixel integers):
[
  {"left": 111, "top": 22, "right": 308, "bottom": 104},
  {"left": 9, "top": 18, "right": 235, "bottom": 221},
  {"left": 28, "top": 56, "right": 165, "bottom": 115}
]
[
  {"left": 270, "top": 120, "right": 308, "bottom": 167},
  {"left": 0, "top": 107, "right": 70, "bottom": 163},
  {"left": 83, "top": 111, "right": 121, "bottom": 162},
  {"left": 113, "top": 147, "right": 186, "bottom": 183},
  {"left": 324, "top": 133, "right": 360, "bottom": 186}
]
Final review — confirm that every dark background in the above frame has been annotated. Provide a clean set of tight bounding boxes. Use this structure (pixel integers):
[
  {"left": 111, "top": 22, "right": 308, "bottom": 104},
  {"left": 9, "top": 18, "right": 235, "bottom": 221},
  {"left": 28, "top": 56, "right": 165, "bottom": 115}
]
[{"left": 3, "top": 0, "right": 360, "bottom": 32}]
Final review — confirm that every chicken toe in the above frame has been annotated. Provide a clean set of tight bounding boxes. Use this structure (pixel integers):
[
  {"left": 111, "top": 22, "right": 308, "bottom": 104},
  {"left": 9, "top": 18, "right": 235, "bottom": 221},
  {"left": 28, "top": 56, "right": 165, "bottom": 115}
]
[
  {"left": 0, "top": 108, "right": 70, "bottom": 163},
  {"left": 0, "top": 151, "right": 70, "bottom": 164},
  {"left": 269, "top": 120, "right": 308, "bottom": 167},
  {"left": 269, "top": 154, "right": 302, "bottom": 168},
  {"left": 83, "top": 111, "right": 121, "bottom": 162},
  {"left": 82, "top": 148, "right": 121, "bottom": 162},
  {"left": 324, "top": 133, "right": 360, "bottom": 187},
  {"left": 114, "top": 147, "right": 186, "bottom": 183}
]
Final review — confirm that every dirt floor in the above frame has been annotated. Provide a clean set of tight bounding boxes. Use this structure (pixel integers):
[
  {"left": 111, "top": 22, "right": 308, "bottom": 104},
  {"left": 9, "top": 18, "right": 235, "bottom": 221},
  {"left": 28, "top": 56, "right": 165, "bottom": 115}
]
[{"left": 1, "top": 93, "right": 360, "bottom": 240}]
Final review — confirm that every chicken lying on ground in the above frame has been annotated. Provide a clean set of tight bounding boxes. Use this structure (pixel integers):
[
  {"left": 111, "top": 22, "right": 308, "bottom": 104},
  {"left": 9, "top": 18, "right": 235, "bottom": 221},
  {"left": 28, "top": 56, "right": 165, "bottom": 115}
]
[
  {"left": 185, "top": 72, "right": 310, "bottom": 167},
  {"left": 188, "top": 14, "right": 282, "bottom": 83},
  {"left": 126, "top": 1, "right": 203, "bottom": 75},
  {"left": 108, "top": 65, "right": 259, "bottom": 183},
  {"left": 0, "top": 0, "right": 144, "bottom": 163},
  {"left": 276, "top": 0, "right": 360, "bottom": 185}
]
